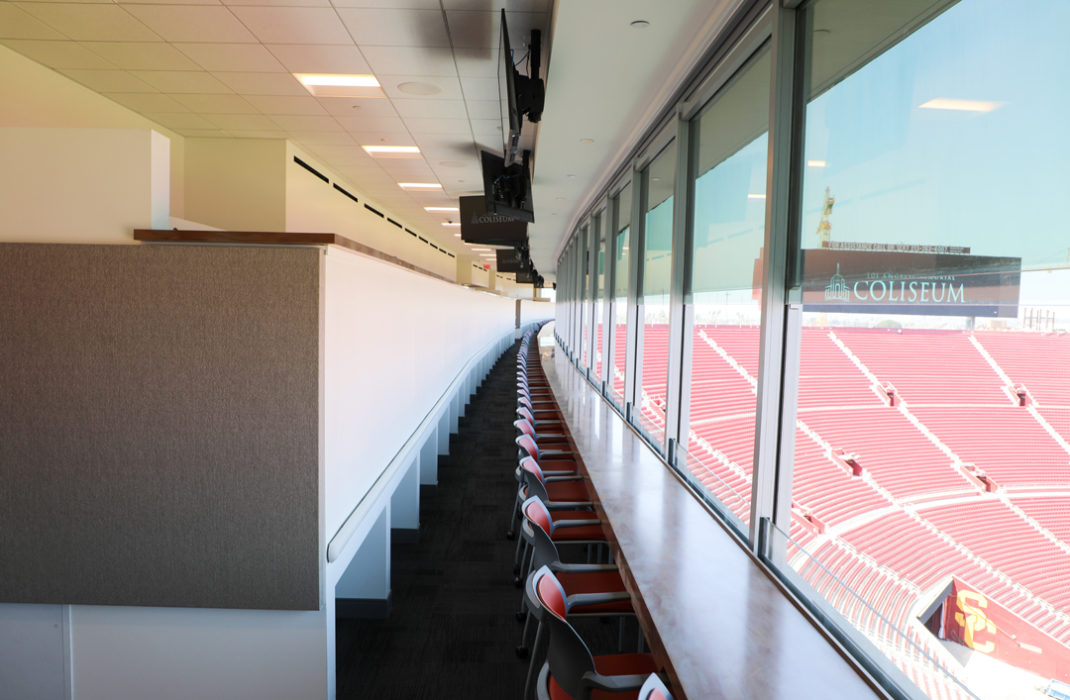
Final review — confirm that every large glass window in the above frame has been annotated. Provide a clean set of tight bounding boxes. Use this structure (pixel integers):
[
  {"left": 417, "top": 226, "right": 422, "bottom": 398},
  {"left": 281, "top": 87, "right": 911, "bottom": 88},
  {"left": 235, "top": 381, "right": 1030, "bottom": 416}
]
[
  {"left": 636, "top": 141, "right": 676, "bottom": 449},
  {"left": 773, "top": 1, "right": 1070, "bottom": 697},
  {"left": 610, "top": 184, "right": 632, "bottom": 409},
  {"left": 680, "top": 45, "right": 771, "bottom": 531}
]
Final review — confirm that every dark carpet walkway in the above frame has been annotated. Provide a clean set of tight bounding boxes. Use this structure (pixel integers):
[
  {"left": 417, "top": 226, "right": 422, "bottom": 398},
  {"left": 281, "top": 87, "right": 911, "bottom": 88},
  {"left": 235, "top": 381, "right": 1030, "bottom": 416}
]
[{"left": 336, "top": 341, "right": 531, "bottom": 699}]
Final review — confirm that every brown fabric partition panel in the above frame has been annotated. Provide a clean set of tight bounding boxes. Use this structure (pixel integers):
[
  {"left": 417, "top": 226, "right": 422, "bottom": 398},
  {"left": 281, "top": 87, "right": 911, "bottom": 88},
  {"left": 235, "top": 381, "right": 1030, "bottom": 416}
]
[{"left": 0, "top": 244, "right": 321, "bottom": 610}]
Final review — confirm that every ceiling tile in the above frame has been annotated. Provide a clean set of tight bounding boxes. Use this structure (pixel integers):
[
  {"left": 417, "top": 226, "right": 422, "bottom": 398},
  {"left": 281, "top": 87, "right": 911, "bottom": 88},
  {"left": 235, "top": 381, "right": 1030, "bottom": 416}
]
[
  {"left": 270, "top": 114, "right": 343, "bottom": 131},
  {"left": 403, "top": 117, "right": 471, "bottom": 135},
  {"left": 444, "top": 11, "right": 496, "bottom": 49},
  {"left": 216, "top": 72, "right": 307, "bottom": 95},
  {"left": 290, "top": 131, "right": 355, "bottom": 145},
  {"left": 175, "top": 43, "right": 285, "bottom": 72},
  {"left": 172, "top": 93, "right": 259, "bottom": 114},
  {"left": 176, "top": 128, "right": 228, "bottom": 137},
  {"left": 144, "top": 112, "right": 218, "bottom": 130},
  {"left": 61, "top": 69, "right": 159, "bottom": 93},
  {"left": 103, "top": 92, "right": 190, "bottom": 113},
  {"left": 459, "top": 75, "right": 498, "bottom": 101},
  {"left": 267, "top": 44, "right": 371, "bottom": 74},
  {"left": 335, "top": 9, "right": 449, "bottom": 47},
  {"left": 379, "top": 74, "right": 463, "bottom": 101},
  {"left": 203, "top": 113, "right": 279, "bottom": 130},
  {"left": 335, "top": 114, "right": 406, "bottom": 132},
  {"left": 229, "top": 7, "right": 352, "bottom": 45},
  {"left": 115, "top": 0, "right": 224, "bottom": 5},
  {"left": 0, "top": 5, "right": 65, "bottom": 40},
  {"left": 361, "top": 46, "right": 456, "bottom": 77},
  {"left": 452, "top": 47, "right": 496, "bottom": 77},
  {"left": 317, "top": 96, "right": 398, "bottom": 117},
  {"left": 443, "top": 0, "right": 549, "bottom": 10},
  {"left": 223, "top": 0, "right": 328, "bottom": 6},
  {"left": 0, "top": 39, "right": 115, "bottom": 69},
  {"left": 130, "top": 70, "right": 232, "bottom": 94},
  {"left": 331, "top": 0, "right": 439, "bottom": 7},
  {"left": 84, "top": 42, "right": 202, "bottom": 71},
  {"left": 465, "top": 99, "right": 500, "bottom": 120},
  {"left": 308, "top": 144, "right": 368, "bottom": 163},
  {"left": 224, "top": 129, "right": 288, "bottom": 138},
  {"left": 376, "top": 159, "right": 437, "bottom": 180},
  {"left": 123, "top": 5, "right": 256, "bottom": 43},
  {"left": 18, "top": 4, "right": 161, "bottom": 42},
  {"left": 392, "top": 98, "right": 467, "bottom": 119},
  {"left": 246, "top": 94, "right": 327, "bottom": 115},
  {"left": 348, "top": 131, "right": 417, "bottom": 148}
]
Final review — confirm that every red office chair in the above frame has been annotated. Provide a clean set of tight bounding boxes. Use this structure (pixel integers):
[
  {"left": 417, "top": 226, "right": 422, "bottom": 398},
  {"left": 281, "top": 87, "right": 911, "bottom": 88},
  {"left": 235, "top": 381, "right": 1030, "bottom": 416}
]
[
  {"left": 530, "top": 566, "right": 656, "bottom": 700},
  {"left": 514, "top": 417, "right": 571, "bottom": 448},
  {"left": 516, "top": 496, "right": 633, "bottom": 656},
  {"left": 508, "top": 455, "right": 592, "bottom": 545}
]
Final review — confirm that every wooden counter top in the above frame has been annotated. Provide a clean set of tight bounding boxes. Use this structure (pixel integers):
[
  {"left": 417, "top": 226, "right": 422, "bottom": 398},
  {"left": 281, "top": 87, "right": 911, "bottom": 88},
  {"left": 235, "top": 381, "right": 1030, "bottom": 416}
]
[
  {"left": 539, "top": 333, "right": 883, "bottom": 700},
  {"left": 133, "top": 229, "right": 452, "bottom": 282}
]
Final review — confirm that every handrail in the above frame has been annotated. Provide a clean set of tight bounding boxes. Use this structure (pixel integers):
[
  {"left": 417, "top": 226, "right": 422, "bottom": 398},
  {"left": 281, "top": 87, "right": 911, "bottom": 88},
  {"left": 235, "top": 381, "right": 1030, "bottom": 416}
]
[{"left": 326, "top": 324, "right": 531, "bottom": 563}]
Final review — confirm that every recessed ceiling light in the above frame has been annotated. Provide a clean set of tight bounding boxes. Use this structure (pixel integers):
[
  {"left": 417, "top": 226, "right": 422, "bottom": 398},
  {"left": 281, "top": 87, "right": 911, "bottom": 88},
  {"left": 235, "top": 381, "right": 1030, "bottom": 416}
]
[
  {"left": 425, "top": 206, "right": 459, "bottom": 213},
  {"left": 471, "top": 247, "right": 492, "bottom": 252},
  {"left": 295, "top": 73, "right": 383, "bottom": 98},
  {"left": 398, "top": 182, "right": 442, "bottom": 190},
  {"left": 630, "top": 19, "right": 650, "bottom": 28},
  {"left": 362, "top": 145, "right": 421, "bottom": 158},
  {"left": 747, "top": 193, "right": 766, "bottom": 199},
  {"left": 555, "top": 196, "right": 566, "bottom": 201},
  {"left": 442, "top": 222, "right": 460, "bottom": 227},
  {"left": 918, "top": 98, "right": 1004, "bottom": 113},
  {"left": 580, "top": 138, "right": 595, "bottom": 144},
  {"left": 397, "top": 81, "right": 441, "bottom": 96},
  {"left": 807, "top": 160, "right": 827, "bottom": 168},
  {"left": 454, "top": 233, "right": 462, "bottom": 237}
]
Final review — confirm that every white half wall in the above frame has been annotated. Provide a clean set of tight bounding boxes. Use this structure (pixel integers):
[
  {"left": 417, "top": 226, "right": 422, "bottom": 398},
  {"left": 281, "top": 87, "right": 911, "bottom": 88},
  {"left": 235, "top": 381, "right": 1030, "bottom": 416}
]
[{"left": 322, "top": 245, "right": 515, "bottom": 543}]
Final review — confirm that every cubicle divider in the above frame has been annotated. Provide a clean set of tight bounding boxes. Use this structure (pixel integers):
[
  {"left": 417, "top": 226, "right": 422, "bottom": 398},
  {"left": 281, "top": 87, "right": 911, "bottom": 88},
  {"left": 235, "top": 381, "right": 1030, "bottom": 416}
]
[{"left": 0, "top": 237, "right": 549, "bottom": 700}]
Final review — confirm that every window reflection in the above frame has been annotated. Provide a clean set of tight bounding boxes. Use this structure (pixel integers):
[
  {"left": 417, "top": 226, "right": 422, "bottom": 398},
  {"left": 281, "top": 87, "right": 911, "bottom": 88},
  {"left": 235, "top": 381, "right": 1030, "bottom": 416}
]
[
  {"left": 638, "top": 142, "right": 676, "bottom": 449},
  {"left": 682, "top": 45, "right": 771, "bottom": 529},
  {"left": 788, "top": 0, "right": 1070, "bottom": 696}
]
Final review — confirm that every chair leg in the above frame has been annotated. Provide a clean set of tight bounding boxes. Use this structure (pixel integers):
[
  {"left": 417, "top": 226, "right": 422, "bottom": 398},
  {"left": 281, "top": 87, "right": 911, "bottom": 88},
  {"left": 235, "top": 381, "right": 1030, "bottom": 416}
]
[{"left": 515, "top": 610, "right": 532, "bottom": 657}]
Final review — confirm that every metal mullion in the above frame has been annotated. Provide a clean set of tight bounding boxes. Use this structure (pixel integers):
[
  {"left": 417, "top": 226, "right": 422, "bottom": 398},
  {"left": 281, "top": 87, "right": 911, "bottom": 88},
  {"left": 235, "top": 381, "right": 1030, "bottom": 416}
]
[
  {"left": 587, "top": 218, "right": 598, "bottom": 378},
  {"left": 623, "top": 162, "right": 644, "bottom": 422},
  {"left": 664, "top": 106, "right": 694, "bottom": 462},
  {"left": 750, "top": 1, "right": 804, "bottom": 549},
  {"left": 604, "top": 194, "right": 620, "bottom": 399}
]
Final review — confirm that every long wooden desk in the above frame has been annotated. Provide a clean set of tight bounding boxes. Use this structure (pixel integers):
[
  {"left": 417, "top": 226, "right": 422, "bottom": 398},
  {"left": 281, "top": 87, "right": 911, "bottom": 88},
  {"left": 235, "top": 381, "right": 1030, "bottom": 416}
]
[{"left": 540, "top": 331, "right": 884, "bottom": 700}]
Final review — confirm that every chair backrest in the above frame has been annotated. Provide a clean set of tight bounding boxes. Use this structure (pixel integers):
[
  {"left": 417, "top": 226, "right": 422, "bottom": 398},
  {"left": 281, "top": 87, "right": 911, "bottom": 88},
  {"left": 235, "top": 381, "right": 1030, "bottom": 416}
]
[
  {"left": 514, "top": 418, "right": 539, "bottom": 442},
  {"left": 522, "top": 495, "right": 554, "bottom": 536},
  {"left": 517, "top": 406, "right": 536, "bottom": 424},
  {"left": 522, "top": 497, "right": 562, "bottom": 568},
  {"left": 518, "top": 457, "right": 550, "bottom": 503},
  {"left": 533, "top": 566, "right": 598, "bottom": 700},
  {"left": 639, "top": 673, "right": 673, "bottom": 700},
  {"left": 516, "top": 433, "right": 540, "bottom": 461},
  {"left": 518, "top": 395, "right": 535, "bottom": 413}
]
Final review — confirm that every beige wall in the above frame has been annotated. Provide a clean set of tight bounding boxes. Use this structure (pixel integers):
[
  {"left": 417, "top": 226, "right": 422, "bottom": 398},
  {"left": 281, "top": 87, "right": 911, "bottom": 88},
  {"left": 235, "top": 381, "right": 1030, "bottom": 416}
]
[
  {"left": 0, "top": 45, "right": 186, "bottom": 218},
  {"left": 0, "top": 127, "right": 169, "bottom": 243},
  {"left": 184, "top": 138, "right": 287, "bottom": 232},
  {"left": 284, "top": 143, "right": 458, "bottom": 281}
]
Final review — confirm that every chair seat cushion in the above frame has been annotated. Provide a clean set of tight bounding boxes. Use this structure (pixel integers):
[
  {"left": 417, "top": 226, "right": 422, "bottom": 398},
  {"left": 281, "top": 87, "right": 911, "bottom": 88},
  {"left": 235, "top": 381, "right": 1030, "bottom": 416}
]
[{"left": 544, "top": 480, "right": 590, "bottom": 503}]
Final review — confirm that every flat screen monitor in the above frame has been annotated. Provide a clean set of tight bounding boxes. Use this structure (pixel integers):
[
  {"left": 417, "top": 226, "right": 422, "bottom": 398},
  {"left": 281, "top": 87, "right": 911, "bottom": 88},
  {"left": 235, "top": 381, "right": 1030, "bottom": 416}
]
[
  {"left": 499, "top": 9, "right": 521, "bottom": 167},
  {"left": 496, "top": 248, "right": 527, "bottom": 273},
  {"left": 459, "top": 194, "right": 527, "bottom": 245},
  {"left": 481, "top": 150, "right": 534, "bottom": 223}
]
